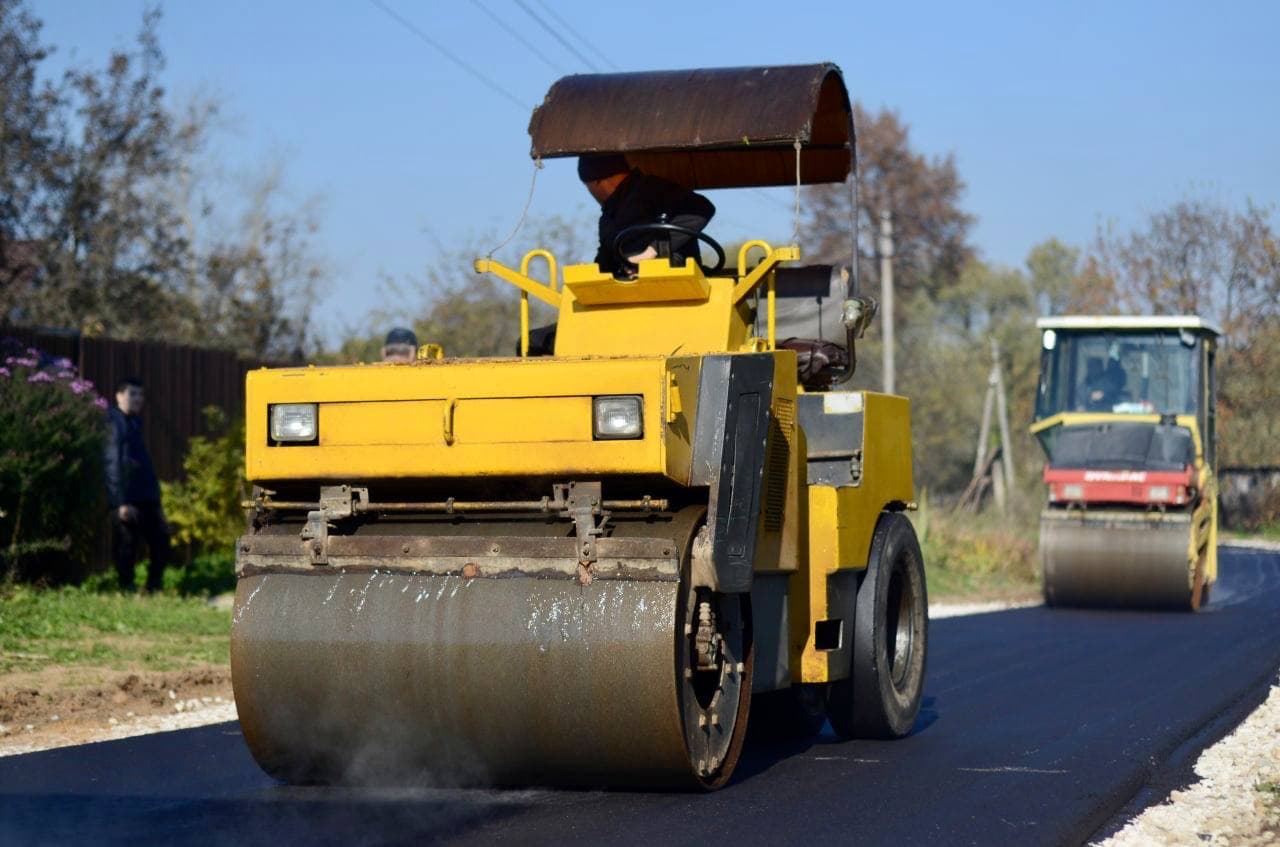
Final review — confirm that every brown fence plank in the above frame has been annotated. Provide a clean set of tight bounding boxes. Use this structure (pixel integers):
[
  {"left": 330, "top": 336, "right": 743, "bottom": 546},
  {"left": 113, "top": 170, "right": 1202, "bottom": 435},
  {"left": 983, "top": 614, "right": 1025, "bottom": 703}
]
[
  {"left": 5, "top": 325, "right": 270, "bottom": 574},
  {"left": 4, "top": 325, "right": 258, "bottom": 482}
]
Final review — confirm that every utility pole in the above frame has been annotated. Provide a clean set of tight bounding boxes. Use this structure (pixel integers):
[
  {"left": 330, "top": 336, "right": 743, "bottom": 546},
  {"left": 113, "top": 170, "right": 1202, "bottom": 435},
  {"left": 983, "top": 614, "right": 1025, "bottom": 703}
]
[
  {"left": 992, "top": 338, "right": 1015, "bottom": 495},
  {"left": 878, "top": 209, "right": 896, "bottom": 395},
  {"left": 967, "top": 337, "right": 1016, "bottom": 515}
]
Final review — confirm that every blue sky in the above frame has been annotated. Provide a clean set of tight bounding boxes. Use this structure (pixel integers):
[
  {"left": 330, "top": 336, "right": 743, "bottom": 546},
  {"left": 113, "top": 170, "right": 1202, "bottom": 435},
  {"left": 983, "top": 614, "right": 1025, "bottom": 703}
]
[{"left": 32, "top": 1, "right": 1280, "bottom": 341}]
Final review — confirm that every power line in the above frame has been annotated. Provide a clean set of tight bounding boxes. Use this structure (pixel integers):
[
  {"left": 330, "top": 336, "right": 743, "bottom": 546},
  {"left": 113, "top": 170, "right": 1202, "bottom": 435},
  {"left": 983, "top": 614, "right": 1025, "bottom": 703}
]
[
  {"left": 747, "top": 188, "right": 795, "bottom": 213},
  {"left": 530, "top": 0, "right": 619, "bottom": 71},
  {"left": 469, "top": 0, "right": 571, "bottom": 76},
  {"left": 367, "top": 0, "right": 529, "bottom": 111},
  {"left": 512, "top": 0, "right": 601, "bottom": 72}
]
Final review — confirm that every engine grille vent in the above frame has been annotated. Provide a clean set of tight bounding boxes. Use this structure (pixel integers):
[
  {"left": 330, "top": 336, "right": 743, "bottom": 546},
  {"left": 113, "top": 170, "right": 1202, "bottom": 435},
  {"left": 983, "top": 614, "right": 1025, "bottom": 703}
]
[{"left": 764, "top": 397, "right": 795, "bottom": 531}]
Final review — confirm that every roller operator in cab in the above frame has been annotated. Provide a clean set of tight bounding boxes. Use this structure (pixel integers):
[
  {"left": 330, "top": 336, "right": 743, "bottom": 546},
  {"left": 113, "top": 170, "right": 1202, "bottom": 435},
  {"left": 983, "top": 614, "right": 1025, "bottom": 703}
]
[{"left": 578, "top": 154, "right": 715, "bottom": 276}]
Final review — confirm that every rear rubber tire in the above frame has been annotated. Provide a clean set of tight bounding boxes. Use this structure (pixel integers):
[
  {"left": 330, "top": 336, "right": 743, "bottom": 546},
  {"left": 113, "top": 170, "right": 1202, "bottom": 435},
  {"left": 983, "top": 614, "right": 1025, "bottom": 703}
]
[{"left": 827, "top": 512, "right": 928, "bottom": 739}]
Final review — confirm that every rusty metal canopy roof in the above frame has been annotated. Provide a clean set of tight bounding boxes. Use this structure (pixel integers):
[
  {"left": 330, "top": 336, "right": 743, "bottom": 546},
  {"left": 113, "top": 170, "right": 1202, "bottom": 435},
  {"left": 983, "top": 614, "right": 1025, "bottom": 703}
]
[{"left": 528, "top": 63, "right": 853, "bottom": 190}]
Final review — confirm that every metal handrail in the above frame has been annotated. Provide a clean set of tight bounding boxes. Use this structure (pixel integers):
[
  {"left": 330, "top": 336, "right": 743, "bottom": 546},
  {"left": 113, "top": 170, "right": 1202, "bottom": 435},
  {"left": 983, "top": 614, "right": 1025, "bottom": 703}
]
[
  {"left": 476, "top": 242, "right": 800, "bottom": 354},
  {"left": 518, "top": 250, "right": 558, "bottom": 357}
]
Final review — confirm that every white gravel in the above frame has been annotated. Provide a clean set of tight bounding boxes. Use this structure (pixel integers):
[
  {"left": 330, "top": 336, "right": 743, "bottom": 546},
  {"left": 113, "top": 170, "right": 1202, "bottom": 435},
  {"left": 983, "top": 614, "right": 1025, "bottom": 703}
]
[
  {"left": 0, "top": 699, "right": 238, "bottom": 758},
  {"left": 929, "top": 599, "right": 1040, "bottom": 618},
  {"left": 1096, "top": 675, "right": 1280, "bottom": 846},
  {"left": 1222, "top": 538, "right": 1280, "bottom": 553}
]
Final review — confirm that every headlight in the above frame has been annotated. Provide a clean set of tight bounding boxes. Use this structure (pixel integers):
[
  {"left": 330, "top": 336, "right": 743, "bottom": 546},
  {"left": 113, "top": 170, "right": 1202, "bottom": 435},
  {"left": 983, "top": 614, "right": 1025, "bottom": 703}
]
[
  {"left": 270, "top": 403, "right": 318, "bottom": 443},
  {"left": 593, "top": 396, "right": 643, "bottom": 440}
]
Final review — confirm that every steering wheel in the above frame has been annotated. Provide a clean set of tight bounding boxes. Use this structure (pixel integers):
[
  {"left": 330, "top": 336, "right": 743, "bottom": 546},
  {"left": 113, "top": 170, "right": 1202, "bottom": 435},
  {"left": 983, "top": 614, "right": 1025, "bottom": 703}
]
[{"left": 614, "top": 223, "right": 726, "bottom": 275}]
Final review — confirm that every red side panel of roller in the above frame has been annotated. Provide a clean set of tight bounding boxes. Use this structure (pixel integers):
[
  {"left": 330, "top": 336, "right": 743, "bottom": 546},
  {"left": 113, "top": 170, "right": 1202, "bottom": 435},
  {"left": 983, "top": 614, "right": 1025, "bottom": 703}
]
[{"left": 1043, "top": 466, "right": 1195, "bottom": 507}]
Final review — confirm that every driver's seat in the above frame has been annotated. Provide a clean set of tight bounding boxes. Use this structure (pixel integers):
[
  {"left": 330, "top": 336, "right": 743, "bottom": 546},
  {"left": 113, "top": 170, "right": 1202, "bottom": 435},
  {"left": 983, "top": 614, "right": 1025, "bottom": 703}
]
[{"left": 768, "top": 265, "right": 851, "bottom": 389}]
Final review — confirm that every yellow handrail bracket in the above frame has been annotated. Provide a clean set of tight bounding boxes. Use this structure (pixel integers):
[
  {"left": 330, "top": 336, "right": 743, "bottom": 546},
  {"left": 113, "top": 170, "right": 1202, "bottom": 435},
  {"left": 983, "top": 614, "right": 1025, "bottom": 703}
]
[
  {"left": 732, "top": 243, "right": 800, "bottom": 305},
  {"left": 474, "top": 255, "right": 563, "bottom": 310}
]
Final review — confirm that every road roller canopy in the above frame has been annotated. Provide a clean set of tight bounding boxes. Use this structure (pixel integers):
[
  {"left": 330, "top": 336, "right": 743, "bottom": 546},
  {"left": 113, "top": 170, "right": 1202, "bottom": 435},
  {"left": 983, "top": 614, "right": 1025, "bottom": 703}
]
[
  {"left": 1035, "top": 316, "right": 1219, "bottom": 420},
  {"left": 528, "top": 63, "right": 854, "bottom": 190}
]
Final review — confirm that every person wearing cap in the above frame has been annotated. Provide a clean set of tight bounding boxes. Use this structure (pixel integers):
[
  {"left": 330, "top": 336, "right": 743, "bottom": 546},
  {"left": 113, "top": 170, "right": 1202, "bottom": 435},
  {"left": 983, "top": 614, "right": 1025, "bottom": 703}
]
[
  {"left": 105, "top": 376, "right": 172, "bottom": 592},
  {"left": 382, "top": 327, "right": 418, "bottom": 363},
  {"left": 578, "top": 155, "right": 715, "bottom": 275}
]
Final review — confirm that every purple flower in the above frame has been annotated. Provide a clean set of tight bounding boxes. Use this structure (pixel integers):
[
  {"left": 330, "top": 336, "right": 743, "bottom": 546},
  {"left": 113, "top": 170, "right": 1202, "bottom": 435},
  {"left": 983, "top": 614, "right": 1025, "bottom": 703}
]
[
  {"left": 57, "top": 370, "right": 76, "bottom": 380},
  {"left": 70, "top": 378, "right": 93, "bottom": 395},
  {"left": 94, "top": 396, "right": 108, "bottom": 410},
  {"left": 5, "top": 356, "right": 37, "bottom": 368},
  {"left": 27, "top": 371, "right": 54, "bottom": 384},
  {"left": 52, "top": 357, "right": 74, "bottom": 370},
  {"left": 25, "top": 347, "right": 39, "bottom": 356},
  {"left": 0, "top": 367, "right": 8, "bottom": 378}
]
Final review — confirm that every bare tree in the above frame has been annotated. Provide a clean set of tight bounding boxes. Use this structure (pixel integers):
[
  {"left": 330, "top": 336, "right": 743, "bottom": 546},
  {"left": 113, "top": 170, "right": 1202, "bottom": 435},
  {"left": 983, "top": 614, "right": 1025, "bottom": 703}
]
[
  {"left": 189, "top": 162, "right": 325, "bottom": 361},
  {"left": 328, "top": 213, "right": 590, "bottom": 363},
  {"left": 1084, "top": 197, "right": 1280, "bottom": 465},
  {"left": 802, "top": 104, "right": 975, "bottom": 302}
]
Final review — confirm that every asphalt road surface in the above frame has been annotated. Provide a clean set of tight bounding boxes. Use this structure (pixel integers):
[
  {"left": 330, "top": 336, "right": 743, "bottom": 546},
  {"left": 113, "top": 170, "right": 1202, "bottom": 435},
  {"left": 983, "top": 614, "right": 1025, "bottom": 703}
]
[{"left": 2, "top": 546, "right": 1278, "bottom": 847}]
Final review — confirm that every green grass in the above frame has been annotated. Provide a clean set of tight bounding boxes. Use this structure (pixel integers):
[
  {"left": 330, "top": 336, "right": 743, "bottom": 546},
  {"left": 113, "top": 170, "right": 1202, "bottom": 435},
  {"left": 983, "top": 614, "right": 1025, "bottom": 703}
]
[
  {"left": 912, "top": 495, "right": 1042, "bottom": 602},
  {"left": 926, "top": 566, "right": 1041, "bottom": 603},
  {"left": 0, "top": 584, "right": 230, "bottom": 674}
]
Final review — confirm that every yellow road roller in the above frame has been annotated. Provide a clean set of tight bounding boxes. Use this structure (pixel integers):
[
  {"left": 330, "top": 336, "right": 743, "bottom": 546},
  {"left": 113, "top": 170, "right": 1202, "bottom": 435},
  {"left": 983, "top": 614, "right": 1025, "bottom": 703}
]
[
  {"left": 231, "top": 64, "right": 928, "bottom": 789},
  {"left": 1031, "top": 316, "right": 1220, "bottom": 610}
]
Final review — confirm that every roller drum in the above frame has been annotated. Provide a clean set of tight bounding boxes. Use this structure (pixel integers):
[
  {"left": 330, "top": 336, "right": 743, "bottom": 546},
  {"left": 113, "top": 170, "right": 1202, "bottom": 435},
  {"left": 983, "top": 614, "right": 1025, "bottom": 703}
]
[
  {"left": 1040, "top": 510, "right": 1195, "bottom": 609},
  {"left": 231, "top": 512, "right": 751, "bottom": 788}
]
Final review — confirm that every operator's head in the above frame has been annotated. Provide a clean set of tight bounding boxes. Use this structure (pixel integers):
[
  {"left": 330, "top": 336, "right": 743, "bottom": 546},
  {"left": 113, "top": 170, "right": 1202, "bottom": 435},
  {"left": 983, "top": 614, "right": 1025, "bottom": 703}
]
[
  {"left": 115, "top": 377, "right": 144, "bottom": 415},
  {"left": 382, "top": 327, "right": 418, "bottom": 363},
  {"left": 578, "top": 154, "right": 631, "bottom": 205}
]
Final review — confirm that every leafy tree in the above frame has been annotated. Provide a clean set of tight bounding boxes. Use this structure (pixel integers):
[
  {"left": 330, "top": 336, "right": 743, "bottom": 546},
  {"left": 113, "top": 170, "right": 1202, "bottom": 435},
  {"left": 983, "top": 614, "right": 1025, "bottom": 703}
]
[
  {"left": 902, "top": 257, "right": 1044, "bottom": 496},
  {"left": 1025, "top": 238, "right": 1081, "bottom": 316},
  {"left": 0, "top": 0, "right": 62, "bottom": 293},
  {"left": 5, "top": 7, "right": 194, "bottom": 336},
  {"left": 0, "top": 2, "right": 323, "bottom": 360}
]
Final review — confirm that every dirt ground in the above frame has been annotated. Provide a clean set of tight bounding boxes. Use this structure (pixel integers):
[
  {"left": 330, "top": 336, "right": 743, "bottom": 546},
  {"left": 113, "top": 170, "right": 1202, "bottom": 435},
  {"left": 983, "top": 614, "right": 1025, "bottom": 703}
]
[{"left": 0, "top": 665, "right": 233, "bottom": 756}]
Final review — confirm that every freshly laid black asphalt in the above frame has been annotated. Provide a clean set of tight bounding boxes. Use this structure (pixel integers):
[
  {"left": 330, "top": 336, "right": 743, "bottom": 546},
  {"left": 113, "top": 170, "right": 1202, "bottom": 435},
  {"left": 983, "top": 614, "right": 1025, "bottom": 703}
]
[{"left": 1, "top": 546, "right": 1277, "bottom": 847}]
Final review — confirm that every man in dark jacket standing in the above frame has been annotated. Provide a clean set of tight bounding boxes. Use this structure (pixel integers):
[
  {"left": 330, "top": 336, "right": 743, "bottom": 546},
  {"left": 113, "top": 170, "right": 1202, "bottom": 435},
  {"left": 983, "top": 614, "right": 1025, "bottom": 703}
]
[
  {"left": 105, "top": 377, "right": 171, "bottom": 592},
  {"left": 578, "top": 154, "right": 715, "bottom": 275}
]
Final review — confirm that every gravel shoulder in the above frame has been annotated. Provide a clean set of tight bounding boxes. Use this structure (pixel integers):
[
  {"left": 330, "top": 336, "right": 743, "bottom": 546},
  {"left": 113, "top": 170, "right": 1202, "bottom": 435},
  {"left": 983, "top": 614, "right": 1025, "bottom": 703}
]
[
  {"left": 1222, "top": 538, "right": 1280, "bottom": 553},
  {"left": 0, "top": 666, "right": 233, "bottom": 757},
  {"left": 1096, "top": 674, "right": 1280, "bottom": 846}
]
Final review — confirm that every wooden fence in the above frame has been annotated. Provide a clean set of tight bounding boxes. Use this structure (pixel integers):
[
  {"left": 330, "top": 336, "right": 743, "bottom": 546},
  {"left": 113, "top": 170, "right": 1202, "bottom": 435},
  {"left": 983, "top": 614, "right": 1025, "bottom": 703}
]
[
  {"left": 1220, "top": 467, "right": 1280, "bottom": 532},
  {"left": 4, "top": 325, "right": 264, "bottom": 481}
]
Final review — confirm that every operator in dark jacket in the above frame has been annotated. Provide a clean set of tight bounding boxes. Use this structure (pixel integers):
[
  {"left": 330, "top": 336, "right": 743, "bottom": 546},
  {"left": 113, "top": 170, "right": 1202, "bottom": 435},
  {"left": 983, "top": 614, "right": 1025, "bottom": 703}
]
[
  {"left": 579, "top": 154, "right": 715, "bottom": 275},
  {"left": 105, "top": 377, "right": 171, "bottom": 592}
]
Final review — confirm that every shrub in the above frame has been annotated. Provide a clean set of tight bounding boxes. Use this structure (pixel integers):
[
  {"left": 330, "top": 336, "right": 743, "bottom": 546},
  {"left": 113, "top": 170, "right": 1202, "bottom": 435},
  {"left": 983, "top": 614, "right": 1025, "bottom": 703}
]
[
  {"left": 163, "top": 550, "right": 237, "bottom": 596},
  {"left": 161, "top": 407, "right": 246, "bottom": 594},
  {"left": 0, "top": 338, "right": 109, "bottom": 581},
  {"left": 912, "top": 489, "right": 1040, "bottom": 598}
]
